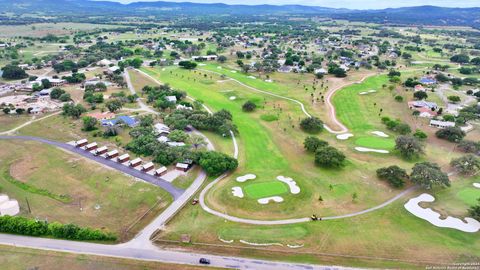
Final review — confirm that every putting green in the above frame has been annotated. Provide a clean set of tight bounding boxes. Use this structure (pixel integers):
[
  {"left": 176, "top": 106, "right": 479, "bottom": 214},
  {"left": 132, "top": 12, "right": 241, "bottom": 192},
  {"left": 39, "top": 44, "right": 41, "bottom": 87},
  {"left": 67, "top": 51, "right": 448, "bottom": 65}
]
[
  {"left": 355, "top": 136, "right": 395, "bottom": 150},
  {"left": 243, "top": 181, "right": 288, "bottom": 199},
  {"left": 457, "top": 188, "right": 480, "bottom": 206}
]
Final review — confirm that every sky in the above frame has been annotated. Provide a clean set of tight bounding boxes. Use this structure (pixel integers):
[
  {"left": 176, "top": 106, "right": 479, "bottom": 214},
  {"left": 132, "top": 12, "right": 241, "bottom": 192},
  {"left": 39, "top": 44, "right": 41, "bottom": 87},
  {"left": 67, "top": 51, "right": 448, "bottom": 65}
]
[{"left": 111, "top": 0, "right": 480, "bottom": 9}]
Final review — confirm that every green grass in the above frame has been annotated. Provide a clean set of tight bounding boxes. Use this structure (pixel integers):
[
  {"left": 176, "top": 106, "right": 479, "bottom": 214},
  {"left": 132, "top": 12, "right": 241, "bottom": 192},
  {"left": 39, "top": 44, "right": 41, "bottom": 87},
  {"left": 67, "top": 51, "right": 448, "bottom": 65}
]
[
  {"left": 243, "top": 181, "right": 289, "bottom": 199},
  {"left": 456, "top": 188, "right": 480, "bottom": 206},
  {"left": 219, "top": 225, "right": 308, "bottom": 243},
  {"left": 260, "top": 113, "right": 279, "bottom": 122},
  {"left": 355, "top": 136, "right": 396, "bottom": 150},
  {"left": 1, "top": 164, "right": 71, "bottom": 203}
]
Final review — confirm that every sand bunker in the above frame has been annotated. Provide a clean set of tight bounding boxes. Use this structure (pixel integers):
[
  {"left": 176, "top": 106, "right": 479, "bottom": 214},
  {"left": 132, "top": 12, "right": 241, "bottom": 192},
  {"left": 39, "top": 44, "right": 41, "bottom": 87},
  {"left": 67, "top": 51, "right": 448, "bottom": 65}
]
[
  {"left": 277, "top": 176, "right": 300, "bottom": 194},
  {"left": 229, "top": 96, "right": 236, "bottom": 100},
  {"left": 217, "top": 66, "right": 222, "bottom": 69},
  {"left": 247, "top": 76, "right": 256, "bottom": 79},
  {"left": 265, "top": 79, "right": 273, "bottom": 83},
  {"left": 198, "top": 63, "right": 206, "bottom": 66},
  {"left": 371, "top": 131, "right": 389, "bottom": 138},
  {"left": 231, "top": 186, "right": 244, "bottom": 198},
  {"left": 404, "top": 193, "right": 480, "bottom": 233},
  {"left": 236, "top": 174, "right": 256, "bottom": 182},
  {"left": 336, "top": 133, "right": 353, "bottom": 140},
  {"left": 239, "top": 240, "right": 283, "bottom": 247},
  {"left": 230, "top": 70, "right": 237, "bottom": 73},
  {"left": 355, "top": 147, "right": 389, "bottom": 154},
  {"left": 473, "top": 183, "right": 480, "bottom": 189},
  {"left": 359, "top": 90, "right": 377, "bottom": 95},
  {"left": 258, "top": 196, "right": 284, "bottom": 204}
]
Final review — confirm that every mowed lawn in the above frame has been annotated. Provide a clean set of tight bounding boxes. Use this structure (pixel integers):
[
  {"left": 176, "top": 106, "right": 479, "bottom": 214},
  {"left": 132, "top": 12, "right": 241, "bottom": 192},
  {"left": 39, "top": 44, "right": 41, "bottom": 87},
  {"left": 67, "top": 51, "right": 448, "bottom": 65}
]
[
  {"left": 355, "top": 136, "right": 396, "bottom": 150},
  {"left": 243, "top": 181, "right": 289, "bottom": 199},
  {"left": 0, "top": 140, "right": 172, "bottom": 241}
]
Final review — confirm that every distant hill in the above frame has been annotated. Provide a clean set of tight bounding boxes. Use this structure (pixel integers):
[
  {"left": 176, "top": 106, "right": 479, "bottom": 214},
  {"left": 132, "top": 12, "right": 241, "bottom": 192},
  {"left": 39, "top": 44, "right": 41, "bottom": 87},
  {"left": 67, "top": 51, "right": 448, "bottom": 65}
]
[{"left": 0, "top": 0, "right": 479, "bottom": 27}]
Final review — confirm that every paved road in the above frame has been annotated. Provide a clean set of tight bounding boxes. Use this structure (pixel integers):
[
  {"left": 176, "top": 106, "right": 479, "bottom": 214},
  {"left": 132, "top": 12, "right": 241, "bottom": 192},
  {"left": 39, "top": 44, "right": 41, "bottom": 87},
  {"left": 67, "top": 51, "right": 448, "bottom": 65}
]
[
  {"left": 0, "top": 135, "right": 183, "bottom": 199},
  {"left": 0, "top": 233, "right": 355, "bottom": 270}
]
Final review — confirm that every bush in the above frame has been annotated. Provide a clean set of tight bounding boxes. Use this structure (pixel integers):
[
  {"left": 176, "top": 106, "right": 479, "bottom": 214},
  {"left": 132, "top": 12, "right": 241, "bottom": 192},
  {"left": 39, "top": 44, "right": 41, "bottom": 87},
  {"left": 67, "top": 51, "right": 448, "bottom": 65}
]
[
  {"left": 0, "top": 216, "right": 116, "bottom": 241},
  {"left": 410, "top": 162, "right": 450, "bottom": 189},
  {"left": 395, "top": 135, "right": 424, "bottom": 159},
  {"left": 450, "top": 154, "right": 480, "bottom": 175},
  {"left": 314, "top": 146, "right": 345, "bottom": 168},
  {"left": 242, "top": 101, "right": 257, "bottom": 112},
  {"left": 300, "top": 117, "right": 324, "bottom": 133},
  {"left": 1, "top": 65, "right": 28, "bottom": 80},
  {"left": 376, "top": 165, "right": 408, "bottom": 188}
]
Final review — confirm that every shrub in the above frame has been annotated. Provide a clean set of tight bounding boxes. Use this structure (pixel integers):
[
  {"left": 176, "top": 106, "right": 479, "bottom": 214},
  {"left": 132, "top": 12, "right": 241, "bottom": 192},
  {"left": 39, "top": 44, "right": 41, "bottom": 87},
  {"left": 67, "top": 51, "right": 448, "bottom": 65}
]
[
  {"left": 198, "top": 151, "right": 238, "bottom": 176},
  {"left": 376, "top": 165, "right": 408, "bottom": 188},
  {"left": 300, "top": 117, "right": 324, "bottom": 133},
  {"left": 314, "top": 146, "right": 345, "bottom": 168},
  {"left": 435, "top": 127, "right": 465, "bottom": 142},
  {"left": 304, "top": 136, "right": 328, "bottom": 153}
]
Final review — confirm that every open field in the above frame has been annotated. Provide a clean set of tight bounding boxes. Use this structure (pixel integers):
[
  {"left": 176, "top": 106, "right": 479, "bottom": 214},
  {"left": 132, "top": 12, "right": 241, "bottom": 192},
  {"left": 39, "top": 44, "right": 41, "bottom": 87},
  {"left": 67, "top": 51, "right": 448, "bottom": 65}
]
[
  {"left": 0, "top": 140, "right": 173, "bottom": 241},
  {"left": 0, "top": 23, "right": 122, "bottom": 38},
  {"left": 0, "top": 114, "right": 33, "bottom": 133},
  {"left": 0, "top": 245, "right": 216, "bottom": 270}
]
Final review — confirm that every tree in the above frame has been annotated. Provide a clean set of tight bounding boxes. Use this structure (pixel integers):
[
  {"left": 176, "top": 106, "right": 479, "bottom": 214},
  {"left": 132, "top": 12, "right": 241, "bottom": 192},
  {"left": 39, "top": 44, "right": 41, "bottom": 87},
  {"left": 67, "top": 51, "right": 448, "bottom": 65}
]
[
  {"left": 105, "top": 99, "right": 123, "bottom": 113},
  {"left": 217, "top": 55, "right": 227, "bottom": 63},
  {"left": 410, "top": 162, "right": 450, "bottom": 189},
  {"left": 41, "top": 79, "right": 51, "bottom": 89},
  {"left": 168, "top": 130, "right": 188, "bottom": 142},
  {"left": 447, "top": 95, "right": 461, "bottom": 103},
  {"left": 450, "top": 155, "right": 480, "bottom": 175},
  {"left": 178, "top": 61, "right": 197, "bottom": 69},
  {"left": 62, "top": 103, "right": 86, "bottom": 119},
  {"left": 468, "top": 198, "right": 480, "bottom": 221},
  {"left": 82, "top": 116, "right": 98, "bottom": 131},
  {"left": 304, "top": 136, "right": 328, "bottom": 153},
  {"left": 314, "top": 146, "right": 345, "bottom": 168},
  {"left": 2, "top": 108, "right": 10, "bottom": 114},
  {"left": 198, "top": 151, "right": 238, "bottom": 176},
  {"left": 450, "top": 54, "right": 470, "bottom": 64},
  {"left": 50, "top": 87, "right": 65, "bottom": 99},
  {"left": 59, "top": 93, "right": 71, "bottom": 102},
  {"left": 376, "top": 165, "right": 408, "bottom": 188},
  {"left": 1, "top": 65, "right": 28, "bottom": 80},
  {"left": 395, "top": 135, "right": 424, "bottom": 159},
  {"left": 435, "top": 127, "right": 465, "bottom": 143},
  {"left": 413, "top": 129, "right": 428, "bottom": 140},
  {"left": 189, "top": 134, "right": 207, "bottom": 150},
  {"left": 242, "top": 101, "right": 257, "bottom": 112},
  {"left": 300, "top": 117, "right": 324, "bottom": 133},
  {"left": 413, "top": 91, "right": 428, "bottom": 100},
  {"left": 458, "top": 140, "right": 480, "bottom": 155}
]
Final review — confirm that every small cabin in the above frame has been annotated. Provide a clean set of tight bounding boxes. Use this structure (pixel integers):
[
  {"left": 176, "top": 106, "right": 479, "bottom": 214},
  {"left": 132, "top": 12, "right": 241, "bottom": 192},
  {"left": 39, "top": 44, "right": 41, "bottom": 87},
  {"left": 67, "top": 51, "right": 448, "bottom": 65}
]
[
  {"left": 94, "top": 146, "right": 108, "bottom": 156},
  {"left": 129, "top": 158, "right": 142, "bottom": 167},
  {"left": 75, "top": 139, "right": 88, "bottom": 147},
  {"left": 142, "top": 162, "right": 154, "bottom": 172},
  {"left": 105, "top": 150, "right": 119, "bottom": 159},
  {"left": 155, "top": 166, "right": 168, "bottom": 176},
  {"left": 176, "top": 163, "right": 189, "bottom": 172},
  {"left": 85, "top": 142, "right": 98, "bottom": 151},
  {"left": 117, "top": 154, "right": 130, "bottom": 163}
]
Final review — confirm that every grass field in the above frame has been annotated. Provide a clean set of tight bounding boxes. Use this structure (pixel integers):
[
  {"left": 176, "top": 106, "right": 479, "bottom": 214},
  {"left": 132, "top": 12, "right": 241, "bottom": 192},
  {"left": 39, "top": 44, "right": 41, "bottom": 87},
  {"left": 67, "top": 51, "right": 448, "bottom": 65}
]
[
  {"left": 0, "top": 245, "right": 213, "bottom": 270},
  {"left": 0, "top": 140, "right": 172, "bottom": 241},
  {"left": 0, "top": 114, "right": 33, "bottom": 133},
  {"left": 243, "top": 181, "right": 288, "bottom": 199}
]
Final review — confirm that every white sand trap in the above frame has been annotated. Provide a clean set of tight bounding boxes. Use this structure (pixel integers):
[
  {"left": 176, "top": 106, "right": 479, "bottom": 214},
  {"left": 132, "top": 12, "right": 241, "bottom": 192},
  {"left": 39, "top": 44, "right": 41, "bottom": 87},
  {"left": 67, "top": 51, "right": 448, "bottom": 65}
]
[
  {"left": 239, "top": 240, "right": 283, "bottom": 247},
  {"left": 355, "top": 147, "right": 389, "bottom": 154},
  {"left": 230, "top": 70, "right": 237, "bottom": 73},
  {"left": 404, "top": 193, "right": 480, "bottom": 233},
  {"left": 265, "top": 79, "right": 273, "bottom": 83},
  {"left": 217, "top": 66, "right": 222, "bottom": 69},
  {"left": 473, "top": 183, "right": 480, "bottom": 189},
  {"left": 336, "top": 133, "right": 353, "bottom": 140},
  {"left": 236, "top": 174, "right": 256, "bottom": 182},
  {"left": 162, "top": 68, "right": 166, "bottom": 71},
  {"left": 368, "top": 90, "right": 377, "bottom": 93},
  {"left": 231, "top": 186, "right": 244, "bottom": 198},
  {"left": 277, "top": 176, "right": 300, "bottom": 194},
  {"left": 247, "top": 76, "right": 256, "bottom": 79},
  {"left": 371, "top": 131, "right": 389, "bottom": 138},
  {"left": 359, "top": 92, "right": 368, "bottom": 95},
  {"left": 229, "top": 96, "right": 236, "bottom": 100},
  {"left": 258, "top": 196, "right": 284, "bottom": 204},
  {"left": 219, "top": 238, "right": 234, "bottom": 244},
  {"left": 198, "top": 63, "right": 206, "bottom": 66}
]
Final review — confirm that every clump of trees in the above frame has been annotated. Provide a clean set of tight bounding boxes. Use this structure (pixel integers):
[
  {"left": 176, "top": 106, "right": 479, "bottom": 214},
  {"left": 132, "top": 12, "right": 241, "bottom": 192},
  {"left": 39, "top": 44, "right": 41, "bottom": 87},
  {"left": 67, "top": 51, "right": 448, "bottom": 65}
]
[
  {"left": 382, "top": 117, "right": 411, "bottom": 135},
  {"left": 303, "top": 136, "right": 328, "bottom": 153},
  {"left": 376, "top": 165, "right": 408, "bottom": 188},
  {"left": 1, "top": 65, "right": 28, "bottom": 80},
  {"left": 314, "top": 146, "right": 346, "bottom": 168},
  {"left": 300, "top": 117, "right": 324, "bottom": 134},
  {"left": 435, "top": 127, "right": 465, "bottom": 143},
  {"left": 62, "top": 103, "right": 86, "bottom": 119},
  {"left": 0, "top": 215, "right": 116, "bottom": 241},
  {"left": 468, "top": 198, "right": 480, "bottom": 222},
  {"left": 198, "top": 151, "right": 238, "bottom": 176},
  {"left": 178, "top": 61, "right": 197, "bottom": 69}
]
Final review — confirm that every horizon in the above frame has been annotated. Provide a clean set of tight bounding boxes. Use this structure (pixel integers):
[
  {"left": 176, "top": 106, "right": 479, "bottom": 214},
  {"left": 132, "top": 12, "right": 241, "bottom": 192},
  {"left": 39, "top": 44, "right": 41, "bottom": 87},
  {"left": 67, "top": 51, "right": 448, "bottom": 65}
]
[{"left": 108, "top": 0, "right": 480, "bottom": 9}]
